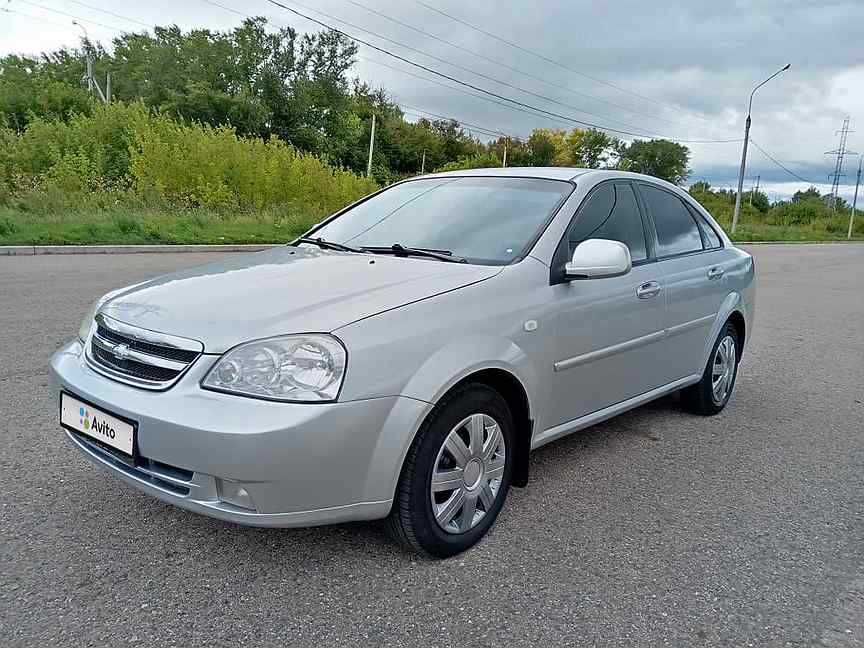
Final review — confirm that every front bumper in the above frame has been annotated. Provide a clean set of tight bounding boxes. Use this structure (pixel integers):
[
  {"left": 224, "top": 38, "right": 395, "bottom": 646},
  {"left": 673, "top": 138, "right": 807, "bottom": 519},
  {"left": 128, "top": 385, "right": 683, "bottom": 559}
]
[{"left": 50, "top": 340, "right": 430, "bottom": 527}]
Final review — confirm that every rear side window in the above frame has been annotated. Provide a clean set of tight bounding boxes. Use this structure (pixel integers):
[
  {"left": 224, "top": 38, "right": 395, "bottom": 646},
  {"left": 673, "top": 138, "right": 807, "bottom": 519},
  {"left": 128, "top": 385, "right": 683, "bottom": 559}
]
[
  {"left": 569, "top": 183, "right": 648, "bottom": 261},
  {"left": 640, "top": 185, "right": 703, "bottom": 257},
  {"left": 688, "top": 205, "right": 722, "bottom": 249}
]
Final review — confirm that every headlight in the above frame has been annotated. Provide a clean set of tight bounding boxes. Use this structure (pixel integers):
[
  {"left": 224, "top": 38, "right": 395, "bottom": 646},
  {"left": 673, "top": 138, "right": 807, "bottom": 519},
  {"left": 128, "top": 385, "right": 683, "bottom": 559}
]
[{"left": 202, "top": 334, "right": 347, "bottom": 402}]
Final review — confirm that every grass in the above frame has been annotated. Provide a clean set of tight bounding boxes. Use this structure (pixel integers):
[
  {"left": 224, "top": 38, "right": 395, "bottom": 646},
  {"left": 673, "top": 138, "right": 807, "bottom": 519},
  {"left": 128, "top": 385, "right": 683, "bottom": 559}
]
[
  {"left": 0, "top": 196, "right": 319, "bottom": 246},
  {"left": 727, "top": 222, "right": 862, "bottom": 243}
]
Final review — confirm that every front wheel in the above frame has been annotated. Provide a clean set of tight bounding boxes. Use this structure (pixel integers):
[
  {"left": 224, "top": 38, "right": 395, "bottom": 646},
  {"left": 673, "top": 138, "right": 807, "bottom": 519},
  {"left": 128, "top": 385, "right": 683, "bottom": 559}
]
[
  {"left": 681, "top": 321, "right": 740, "bottom": 415},
  {"left": 386, "top": 384, "right": 514, "bottom": 558}
]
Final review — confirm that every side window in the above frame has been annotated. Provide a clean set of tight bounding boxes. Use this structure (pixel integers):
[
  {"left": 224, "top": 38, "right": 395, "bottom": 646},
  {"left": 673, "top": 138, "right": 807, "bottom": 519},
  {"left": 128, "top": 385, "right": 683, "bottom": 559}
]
[
  {"left": 567, "top": 184, "right": 614, "bottom": 253},
  {"left": 588, "top": 184, "right": 647, "bottom": 261},
  {"left": 567, "top": 183, "right": 648, "bottom": 262},
  {"left": 688, "top": 205, "right": 722, "bottom": 249},
  {"left": 640, "top": 184, "right": 703, "bottom": 257}
]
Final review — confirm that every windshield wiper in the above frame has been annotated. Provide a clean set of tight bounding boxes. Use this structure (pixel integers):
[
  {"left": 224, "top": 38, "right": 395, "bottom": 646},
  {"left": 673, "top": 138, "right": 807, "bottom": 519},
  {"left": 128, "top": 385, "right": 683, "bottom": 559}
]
[
  {"left": 296, "top": 237, "right": 365, "bottom": 254},
  {"left": 361, "top": 244, "right": 467, "bottom": 264}
]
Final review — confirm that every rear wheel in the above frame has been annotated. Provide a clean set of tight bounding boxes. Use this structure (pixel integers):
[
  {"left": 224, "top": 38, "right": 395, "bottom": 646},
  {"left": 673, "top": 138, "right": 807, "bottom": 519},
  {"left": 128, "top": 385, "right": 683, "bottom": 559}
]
[
  {"left": 386, "top": 384, "right": 514, "bottom": 558},
  {"left": 681, "top": 321, "right": 740, "bottom": 415}
]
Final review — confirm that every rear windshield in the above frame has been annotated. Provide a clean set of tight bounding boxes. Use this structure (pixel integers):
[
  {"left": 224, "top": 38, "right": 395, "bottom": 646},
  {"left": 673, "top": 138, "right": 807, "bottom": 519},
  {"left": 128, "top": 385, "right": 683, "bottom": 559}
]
[{"left": 312, "top": 177, "right": 573, "bottom": 265}]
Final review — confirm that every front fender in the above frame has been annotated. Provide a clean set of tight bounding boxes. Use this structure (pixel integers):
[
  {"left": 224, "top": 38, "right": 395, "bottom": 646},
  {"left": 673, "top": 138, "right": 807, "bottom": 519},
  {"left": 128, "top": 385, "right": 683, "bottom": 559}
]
[
  {"left": 362, "top": 334, "right": 540, "bottom": 503},
  {"left": 400, "top": 333, "right": 539, "bottom": 413}
]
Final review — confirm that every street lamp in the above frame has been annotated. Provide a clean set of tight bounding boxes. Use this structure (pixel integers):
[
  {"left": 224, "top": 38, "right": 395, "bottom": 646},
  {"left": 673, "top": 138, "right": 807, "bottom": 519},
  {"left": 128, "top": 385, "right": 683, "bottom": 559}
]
[{"left": 731, "top": 63, "right": 791, "bottom": 234}]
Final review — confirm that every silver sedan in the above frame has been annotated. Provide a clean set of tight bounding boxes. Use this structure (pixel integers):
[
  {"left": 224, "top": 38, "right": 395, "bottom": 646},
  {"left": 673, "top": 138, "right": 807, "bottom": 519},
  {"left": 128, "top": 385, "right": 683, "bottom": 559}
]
[{"left": 50, "top": 168, "right": 755, "bottom": 557}]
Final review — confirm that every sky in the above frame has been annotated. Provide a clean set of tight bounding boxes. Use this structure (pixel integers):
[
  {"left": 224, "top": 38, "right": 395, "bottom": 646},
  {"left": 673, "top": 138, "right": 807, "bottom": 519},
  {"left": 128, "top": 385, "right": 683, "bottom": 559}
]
[{"left": 2, "top": 0, "right": 863, "bottom": 202}]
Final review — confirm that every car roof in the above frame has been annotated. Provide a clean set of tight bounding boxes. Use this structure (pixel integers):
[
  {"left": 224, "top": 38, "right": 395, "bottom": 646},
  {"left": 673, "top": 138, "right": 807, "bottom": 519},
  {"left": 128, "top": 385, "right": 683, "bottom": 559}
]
[
  {"left": 415, "top": 167, "right": 591, "bottom": 182},
  {"left": 414, "top": 167, "right": 683, "bottom": 191}
]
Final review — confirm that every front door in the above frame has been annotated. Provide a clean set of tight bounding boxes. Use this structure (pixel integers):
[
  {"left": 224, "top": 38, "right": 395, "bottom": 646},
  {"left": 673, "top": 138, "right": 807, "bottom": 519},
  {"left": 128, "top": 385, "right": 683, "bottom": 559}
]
[{"left": 544, "top": 181, "right": 668, "bottom": 429}]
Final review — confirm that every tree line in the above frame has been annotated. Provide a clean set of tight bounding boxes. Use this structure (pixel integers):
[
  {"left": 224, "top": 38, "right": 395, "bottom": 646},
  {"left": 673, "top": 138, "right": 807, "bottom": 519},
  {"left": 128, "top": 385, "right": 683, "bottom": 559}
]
[{"left": 0, "top": 18, "right": 690, "bottom": 184}]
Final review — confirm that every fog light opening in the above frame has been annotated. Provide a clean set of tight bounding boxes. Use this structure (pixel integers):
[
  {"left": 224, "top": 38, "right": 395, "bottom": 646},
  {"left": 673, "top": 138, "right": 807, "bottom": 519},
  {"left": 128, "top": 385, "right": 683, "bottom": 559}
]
[{"left": 216, "top": 479, "right": 257, "bottom": 512}]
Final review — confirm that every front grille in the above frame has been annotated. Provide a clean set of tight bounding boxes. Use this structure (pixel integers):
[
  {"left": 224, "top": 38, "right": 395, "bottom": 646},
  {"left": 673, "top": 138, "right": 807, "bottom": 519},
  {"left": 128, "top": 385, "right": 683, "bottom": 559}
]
[
  {"left": 86, "top": 314, "right": 203, "bottom": 390},
  {"left": 92, "top": 344, "right": 182, "bottom": 382},
  {"left": 96, "top": 324, "right": 199, "bottom": 363}
]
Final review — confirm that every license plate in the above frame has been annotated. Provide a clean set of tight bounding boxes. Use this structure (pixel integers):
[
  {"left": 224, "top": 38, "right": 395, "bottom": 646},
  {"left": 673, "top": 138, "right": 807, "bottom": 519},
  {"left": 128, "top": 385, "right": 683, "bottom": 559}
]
[{"left": 61, "top": 392, "right": 136, "bottom": 457}]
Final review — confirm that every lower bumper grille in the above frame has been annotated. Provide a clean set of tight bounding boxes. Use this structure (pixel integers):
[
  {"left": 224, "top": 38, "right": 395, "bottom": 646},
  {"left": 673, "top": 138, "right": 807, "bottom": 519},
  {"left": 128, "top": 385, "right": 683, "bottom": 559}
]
[
  {"left": 69, "top": 430, "right": 193, "bottom": 496},
  {"left": 85, "top": 313, "right": 203, "bottom": 390}
]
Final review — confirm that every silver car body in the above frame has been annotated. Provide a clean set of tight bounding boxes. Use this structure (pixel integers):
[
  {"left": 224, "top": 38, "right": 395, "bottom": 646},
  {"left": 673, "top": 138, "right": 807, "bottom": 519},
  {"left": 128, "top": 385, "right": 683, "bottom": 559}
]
[{"left": 49, "top": 168, "right": 756, "bottom": 527}]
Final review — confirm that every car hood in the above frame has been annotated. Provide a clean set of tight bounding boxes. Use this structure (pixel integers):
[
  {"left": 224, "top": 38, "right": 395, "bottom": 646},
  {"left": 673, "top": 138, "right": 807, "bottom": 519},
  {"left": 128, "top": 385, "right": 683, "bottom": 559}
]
[{"left": 99, "top": 246, "right": 501, "bottom": 352}]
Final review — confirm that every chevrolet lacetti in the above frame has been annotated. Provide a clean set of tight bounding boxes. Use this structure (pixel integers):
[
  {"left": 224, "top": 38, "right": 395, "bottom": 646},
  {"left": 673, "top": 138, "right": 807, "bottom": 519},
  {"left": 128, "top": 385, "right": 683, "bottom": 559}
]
[{"left": 50, "top": 168, "right": 755, "bottom": 557}]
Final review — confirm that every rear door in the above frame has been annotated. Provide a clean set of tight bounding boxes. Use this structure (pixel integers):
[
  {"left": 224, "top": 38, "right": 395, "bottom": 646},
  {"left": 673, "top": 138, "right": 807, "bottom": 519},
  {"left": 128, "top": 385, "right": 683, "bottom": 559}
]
[
  {"left": 636, "top": 182, "right": 729, "bottom": 381},
  {"left": 545, "top": 180, "right": 668, "bottom": 428}
]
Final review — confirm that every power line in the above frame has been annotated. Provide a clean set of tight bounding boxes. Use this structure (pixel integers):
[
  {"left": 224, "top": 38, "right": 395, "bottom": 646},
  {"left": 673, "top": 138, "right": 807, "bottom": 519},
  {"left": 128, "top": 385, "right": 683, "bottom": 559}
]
[
  {"left": 272, "top": 0, "right": 676, "bottom": 138},
  {"left": 411, "top": 0, "right": 706, "bottom": 120},
  {"left": 341, "top": 0, "right": 678, "bottom": 128},
  {"left": 14, "top": 0, "right": 126, "bottom": 32},
  {"left": 359, "top": 55, "right": 580, "bottom": 131},
  {"left": 1, "top": 5, "right": 68, "bottom": 28},
  {"left": 199, "top": 0, "right": 251, "bottom": 19},
  {"left": 265, "top": 0, "right": 739, "bottom": 144},
  {"left": 62, "top": 0, "right": 152, "bottom": 28},
  {"left": 749, "top": 139, "right": 816, "bottom": 185},
  {"left": 397, "top": 102, "right": 521, "bottom": 139}
]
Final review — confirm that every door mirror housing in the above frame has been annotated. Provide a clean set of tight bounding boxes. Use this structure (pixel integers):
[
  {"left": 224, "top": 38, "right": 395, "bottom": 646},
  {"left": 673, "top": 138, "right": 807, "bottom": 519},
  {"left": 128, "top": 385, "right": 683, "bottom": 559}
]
[{"left": 565, "top": 239, "right": 632, "bottom": 279}]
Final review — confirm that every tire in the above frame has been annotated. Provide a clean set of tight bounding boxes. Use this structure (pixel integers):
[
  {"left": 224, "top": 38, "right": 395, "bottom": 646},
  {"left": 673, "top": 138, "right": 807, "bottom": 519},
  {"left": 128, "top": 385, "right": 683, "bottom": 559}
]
[
  {"left": 386, "top": 383, "right": 515, "bottom": 558},
  {"left": 681, "top": 321, "right": 740, "bottom": 415}
]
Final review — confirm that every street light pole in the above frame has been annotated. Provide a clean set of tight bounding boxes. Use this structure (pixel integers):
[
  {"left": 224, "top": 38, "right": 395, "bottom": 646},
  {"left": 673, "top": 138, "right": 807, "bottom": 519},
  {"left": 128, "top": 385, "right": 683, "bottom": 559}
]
[
  {"left": 849, "top": 156, "right": 862, "bottom": 240},
  {"left": 731, "top": 64, "right": 791, "bottom": 234}
]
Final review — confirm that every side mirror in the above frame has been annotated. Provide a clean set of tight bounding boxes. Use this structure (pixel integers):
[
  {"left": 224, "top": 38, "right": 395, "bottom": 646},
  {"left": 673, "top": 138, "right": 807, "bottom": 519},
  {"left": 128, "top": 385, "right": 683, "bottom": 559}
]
[{"left": 565, "top": 239, "right": 632, "bottom": 279}]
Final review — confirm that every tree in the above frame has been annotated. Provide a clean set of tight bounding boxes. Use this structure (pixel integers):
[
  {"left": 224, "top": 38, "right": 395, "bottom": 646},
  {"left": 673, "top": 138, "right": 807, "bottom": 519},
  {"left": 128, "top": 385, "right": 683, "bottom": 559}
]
[
  {"left": 618, "top": 139, "right": 691, "bottom": 184},
  {"left": 791, "top": 186, "right": 820, "bottom": 203},
  {"left": 749, "top": 190, "right": 770, "bottom": 213},
  {"left": 527, "top": 129, "right": 564, "bottom": 166},
  {"left": 565, "top": 128, "right": 619, "bottom": 168},
  {"left": 486, "top": 136, "right": 530, "bottom": 167}
]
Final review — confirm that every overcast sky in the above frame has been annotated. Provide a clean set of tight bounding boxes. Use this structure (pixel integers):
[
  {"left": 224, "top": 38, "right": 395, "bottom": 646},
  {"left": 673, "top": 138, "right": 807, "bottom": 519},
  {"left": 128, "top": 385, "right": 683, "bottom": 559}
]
[{"left": 2, "top": 0, "right": 862, "bottom": 201}]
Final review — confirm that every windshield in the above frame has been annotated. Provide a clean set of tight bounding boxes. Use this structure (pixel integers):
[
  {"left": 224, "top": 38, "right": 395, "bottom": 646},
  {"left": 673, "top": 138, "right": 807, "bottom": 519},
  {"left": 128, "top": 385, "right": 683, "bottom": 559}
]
[{"left": 310, "top": 177, "right": 573, "bottom": 265}]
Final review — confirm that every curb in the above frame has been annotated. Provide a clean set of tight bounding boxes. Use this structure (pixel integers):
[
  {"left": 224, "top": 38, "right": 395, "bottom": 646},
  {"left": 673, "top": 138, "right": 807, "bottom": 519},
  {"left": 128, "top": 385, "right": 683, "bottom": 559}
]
[{"left": 0, "top": 244, "right": 275, "bottom": 256}]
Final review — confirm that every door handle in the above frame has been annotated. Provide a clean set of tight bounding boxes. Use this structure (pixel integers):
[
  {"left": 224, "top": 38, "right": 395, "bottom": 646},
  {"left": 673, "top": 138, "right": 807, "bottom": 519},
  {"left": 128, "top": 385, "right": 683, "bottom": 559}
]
[
  {"left": 636, "top": 281, "right": 662, "bottom": 299},
  {"left": 707, "top": 266, "right": 725, "bottom": 280}
]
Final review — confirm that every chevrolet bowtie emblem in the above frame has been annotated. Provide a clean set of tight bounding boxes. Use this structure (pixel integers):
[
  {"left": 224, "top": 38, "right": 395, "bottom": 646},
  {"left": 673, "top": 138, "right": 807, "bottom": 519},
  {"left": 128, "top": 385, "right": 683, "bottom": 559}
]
[{"left": 112, "top": 343, "right": 131, "bottom": 361}]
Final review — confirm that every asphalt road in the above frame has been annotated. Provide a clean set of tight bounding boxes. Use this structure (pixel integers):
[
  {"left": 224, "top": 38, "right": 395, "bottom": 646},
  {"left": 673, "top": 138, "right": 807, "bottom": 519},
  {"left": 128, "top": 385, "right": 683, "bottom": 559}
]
[{"left": 1, "top": 244, "right": 863, "bottom": 647}]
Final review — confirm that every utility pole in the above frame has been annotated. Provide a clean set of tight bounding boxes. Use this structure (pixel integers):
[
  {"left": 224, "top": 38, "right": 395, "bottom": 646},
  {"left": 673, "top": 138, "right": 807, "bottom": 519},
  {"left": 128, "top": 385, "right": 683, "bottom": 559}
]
[
  {"left": 826, "top": 117, "right": 856, "bottom": 211},
  {"left": 502, "top": 144, "right": 507, "bottom": 167},
  {"left": 366, "top": 113, "right": 376, "bottom": 178},
  {"left": 106, "top": 71, "right": 111, "bottom": 103},
  {"left": 73, "top": 21, "right": 108, "bottom": 104},
  {"left": 849, "top": 156, "right": 862, "bottom": 239},
  {"left": 749, "top": 174, "right": 760, "bottom": 207},
  {"left": 420, "top": 148, "right": 426, "bottom": 174},
  {"left": 732, "top": 64, "right": 791, "bottom": 233}
]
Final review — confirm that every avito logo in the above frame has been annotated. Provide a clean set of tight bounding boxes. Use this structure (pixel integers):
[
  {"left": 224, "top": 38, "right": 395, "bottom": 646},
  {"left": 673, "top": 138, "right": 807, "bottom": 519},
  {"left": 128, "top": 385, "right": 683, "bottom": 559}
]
[{"left": 79, "top": 406, "right": 116, "bottom": 440}]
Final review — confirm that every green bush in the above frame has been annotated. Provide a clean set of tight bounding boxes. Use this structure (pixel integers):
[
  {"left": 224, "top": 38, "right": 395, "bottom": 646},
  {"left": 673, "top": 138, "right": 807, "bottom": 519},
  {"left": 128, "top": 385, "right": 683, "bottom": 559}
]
[
  {"left": 435, "top": 152, "right": 502, "bottom": 173},
  {"left": 1, "top": 101, "right": 377, "bottom": 221},
  {"left": 129, "top": 115, "right": 378, "bottom": 214},
  {"left": 0, "top": 215, "right": 17, "bottom": 236}
]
